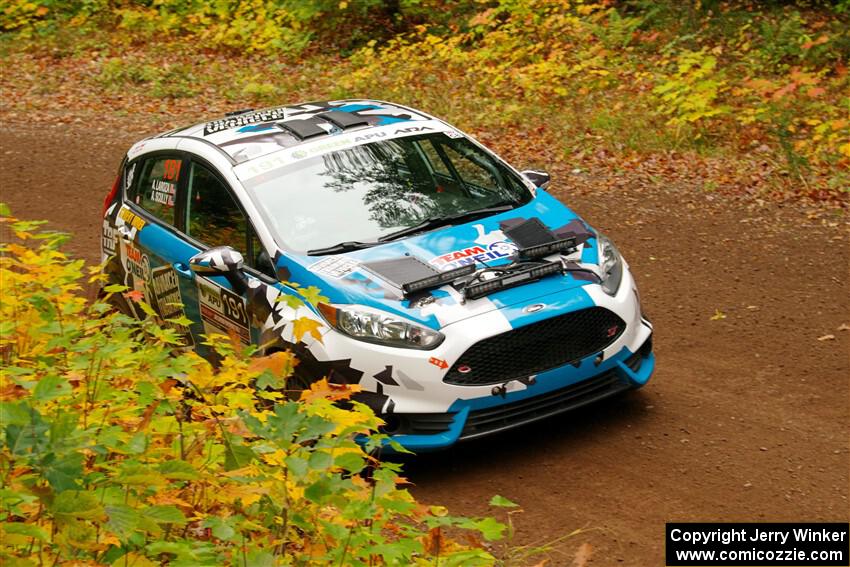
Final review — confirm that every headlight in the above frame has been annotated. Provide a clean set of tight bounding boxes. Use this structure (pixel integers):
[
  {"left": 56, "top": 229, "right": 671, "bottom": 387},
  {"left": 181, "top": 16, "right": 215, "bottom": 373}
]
[
  {"left": 317, "top": 303, "right": 444, "bottom": 350},
  {"left": 597, "top": 233, "right": 623, "bottom": 296}
]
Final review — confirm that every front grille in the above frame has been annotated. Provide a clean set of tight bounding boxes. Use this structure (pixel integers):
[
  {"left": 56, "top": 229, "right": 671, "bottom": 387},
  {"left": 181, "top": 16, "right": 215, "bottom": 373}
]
[
  {"left": 444, "top": 307, "right": 626, "bottom": 386},
  {"left": 460, "top": 370, "right": 629, "bottom": 440}
]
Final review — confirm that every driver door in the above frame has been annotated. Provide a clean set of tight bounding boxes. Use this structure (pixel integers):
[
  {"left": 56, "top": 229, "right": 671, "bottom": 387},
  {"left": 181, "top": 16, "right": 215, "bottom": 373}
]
[{"left": 175, "top": 158, "right": 275, "bottom": 358}]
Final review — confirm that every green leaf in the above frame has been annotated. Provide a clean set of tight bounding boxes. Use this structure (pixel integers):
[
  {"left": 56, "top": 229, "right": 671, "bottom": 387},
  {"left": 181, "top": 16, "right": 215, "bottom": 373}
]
[
  {"left": 44, "top": 452, "right": 84, "bottom": 492},
  {"left": 300, "top": 286, "right": 328, "bottom": 307},
  {"left": 52, "top": 491, "right": 104, "bottom": 520},
  {"left": 33, "top": 375, "right": 70, "bottom": 401},
  {"left": 113, "top": 463, "right": 165, "bottom": 486},
  {"left": 470, "top": 517, "right": 506, "bottom": 541},
  {"left": 284, "top": 455, "right": 308, "bottom": 479},
  {"left": 488, "top": 494, "right": 519, "bottom": 508},
  {"left": 105, "top": 504, "right": 141, "bottom": 540},
  {"left": 125, "top": 432, "right": 147, "bottom": 454},
  {"left": 304, "top": 478, "right": 331, "bottom": 502},
  {"left": 334, "top": 452, "right": 365, "bottom": 473},
  {"left": 308, "top": 450, "right": 332, "bottom": 470},
  {"left": 137, "top": 300, "right": 157, "bottom": 318},
  {"left": 277, "top": 294, "right": 303, "bottom": 309},
  {"left": 158, "top": 460, "right": 199, "bottom": 480},
  {"left": 1, "top": 522, "right": 49, "bottom": 541},
  {"left": 103, "top": 284, "right": 128, "bottom": 293},
  {"left": 0, "top": 402, "right": 31, "bottom": 427},
  {"left": 224, "top": 441, "right": 254, "bottom": 471},
  {"left": 0, "top": 202, "right": 11, "bottom": 216},
  {"left": 203, "top": 516, "right": 236, "bottom": 541},
  {"left": 145, "top": 505, "right": 186, "bottom": 525}
]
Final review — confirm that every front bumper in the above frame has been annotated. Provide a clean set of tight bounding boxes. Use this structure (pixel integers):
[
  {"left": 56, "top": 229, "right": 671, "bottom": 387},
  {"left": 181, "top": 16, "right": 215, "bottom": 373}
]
[{"left": 382, "top": 333, "right": 654, "bottom": 452}]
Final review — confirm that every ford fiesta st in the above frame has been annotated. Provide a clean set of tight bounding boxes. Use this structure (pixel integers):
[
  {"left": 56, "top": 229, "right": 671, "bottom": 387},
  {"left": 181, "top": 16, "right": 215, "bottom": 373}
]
[{"left": 100, "top": 99, "right": 655, "bottom": 451}]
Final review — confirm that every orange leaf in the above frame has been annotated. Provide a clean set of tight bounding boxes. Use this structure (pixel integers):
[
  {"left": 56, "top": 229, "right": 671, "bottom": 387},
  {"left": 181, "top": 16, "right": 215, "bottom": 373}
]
[
  {"left": 248, "top": 350, "right": 297, "bottom": 375},
  {"left": 124, "top": 289, "right": 144, "bottom": 302},
  {"left": 298, "top": 378, "right": 361, "bottom": 403}
]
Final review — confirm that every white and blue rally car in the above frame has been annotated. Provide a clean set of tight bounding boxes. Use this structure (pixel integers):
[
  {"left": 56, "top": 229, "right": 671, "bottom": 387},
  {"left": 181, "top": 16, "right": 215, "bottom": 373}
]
[{"left": 101, "top": 99, "right": 655, "bottom": 451}]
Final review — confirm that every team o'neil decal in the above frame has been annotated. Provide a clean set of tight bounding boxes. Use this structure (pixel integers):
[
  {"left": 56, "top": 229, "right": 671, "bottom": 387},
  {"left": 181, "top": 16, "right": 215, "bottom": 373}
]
[{"left": 429, "top": 224, "right": 518, "bottom": 270}]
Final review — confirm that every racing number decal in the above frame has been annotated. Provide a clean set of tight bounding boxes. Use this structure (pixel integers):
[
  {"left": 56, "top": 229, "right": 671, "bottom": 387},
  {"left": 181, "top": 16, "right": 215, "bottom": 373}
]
[
  {"left": 162, "top": 159, "right": 182, "bottom": 181},
  {"left": 198, "top": 279, "right": 250, "bottom": 344},
  {"left": 221, "top": 288, "right": 249, "bottom": 328}
]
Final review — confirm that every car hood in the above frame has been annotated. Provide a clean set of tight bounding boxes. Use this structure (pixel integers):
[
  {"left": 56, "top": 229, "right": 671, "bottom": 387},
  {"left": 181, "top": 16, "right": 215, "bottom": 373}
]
[{"left": 276, "top": 191, "right": 601, "bottom": 330}]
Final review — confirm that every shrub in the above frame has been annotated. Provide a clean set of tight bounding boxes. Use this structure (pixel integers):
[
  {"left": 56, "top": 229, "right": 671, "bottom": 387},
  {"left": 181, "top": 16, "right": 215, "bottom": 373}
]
[{"left": 0, "top": 205, "right": 502, "bottom": 565}]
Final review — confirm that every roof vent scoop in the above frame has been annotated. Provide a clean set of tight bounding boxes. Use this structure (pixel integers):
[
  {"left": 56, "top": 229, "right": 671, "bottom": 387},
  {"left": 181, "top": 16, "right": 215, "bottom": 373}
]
[
  {"left": 318, "top": 110, "right": 371, "bottom": 130},
  {"left": 277, "top": 118, "right": 329, "bottom": 140}
]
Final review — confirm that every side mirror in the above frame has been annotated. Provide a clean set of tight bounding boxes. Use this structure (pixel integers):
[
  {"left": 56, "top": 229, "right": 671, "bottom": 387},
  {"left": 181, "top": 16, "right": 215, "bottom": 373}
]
[
  {"left": 189, "top": 246, "right": 244, "bottom": 275},
  {"left": 521, "top": 169, "right": 551, "bottom": 190}
]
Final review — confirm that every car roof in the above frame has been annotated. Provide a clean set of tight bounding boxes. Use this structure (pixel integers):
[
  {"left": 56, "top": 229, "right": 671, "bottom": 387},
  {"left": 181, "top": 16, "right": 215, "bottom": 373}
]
[{"left": 155, "top": 99, "right": 437, "bottom": 165}]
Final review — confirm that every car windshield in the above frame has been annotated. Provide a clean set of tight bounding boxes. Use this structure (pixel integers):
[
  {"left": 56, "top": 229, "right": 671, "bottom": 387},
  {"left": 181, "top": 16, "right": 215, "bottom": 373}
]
[{"left": 242, "top": 133, "right": 533, "bottom": 253}]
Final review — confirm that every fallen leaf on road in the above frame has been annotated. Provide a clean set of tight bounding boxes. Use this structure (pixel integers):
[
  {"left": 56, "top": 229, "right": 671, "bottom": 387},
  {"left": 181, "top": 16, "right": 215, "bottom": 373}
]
[
  {"left": 573, "top": 543, "right": 593, "bottom": 567},
  {"left": 838, "top": 323, "right": 850, "bottom": 331},
  {"left": 710, "top": 309, "right": 727, "bottom": 321},
  {"left": 817, "top": 334, "right": 836, "bottom": 341}
]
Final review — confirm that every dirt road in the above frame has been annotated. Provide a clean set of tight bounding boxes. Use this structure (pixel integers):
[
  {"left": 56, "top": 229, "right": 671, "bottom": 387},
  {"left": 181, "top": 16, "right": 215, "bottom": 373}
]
[{"left": 2, "top": 123, "right": 847, "bottom": 565}]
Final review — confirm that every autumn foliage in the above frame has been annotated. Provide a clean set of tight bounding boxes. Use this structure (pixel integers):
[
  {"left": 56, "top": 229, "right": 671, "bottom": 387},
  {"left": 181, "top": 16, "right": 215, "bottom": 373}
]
[
  {"left": 1, "top": 1, "right": 848, "bottom": 204},
  {"left": 0, "top": 206, "right": 510, "bottom": 565}
]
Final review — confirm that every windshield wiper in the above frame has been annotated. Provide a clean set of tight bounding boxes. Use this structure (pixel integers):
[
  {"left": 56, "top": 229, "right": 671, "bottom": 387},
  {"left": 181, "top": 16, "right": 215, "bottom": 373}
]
[
  {"left": 307, "top": 240, "right": 378, "bottom": 256},
  {"left": 378, "top": 203, "right": 517, "bottom": 243}
]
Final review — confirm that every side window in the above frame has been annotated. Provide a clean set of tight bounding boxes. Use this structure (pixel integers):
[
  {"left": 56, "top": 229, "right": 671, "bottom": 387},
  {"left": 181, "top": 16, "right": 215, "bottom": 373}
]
[
  {"left": 185, "top": 162, "right": 248, "bottom": 257},
  {"left": 127, "top": 157, "right": 182, "bottom": 225}
]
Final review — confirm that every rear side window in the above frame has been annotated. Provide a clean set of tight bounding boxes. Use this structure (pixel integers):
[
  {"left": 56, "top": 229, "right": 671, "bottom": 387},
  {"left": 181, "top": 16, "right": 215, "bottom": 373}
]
[
  {"left": 127, "top": 157, "right": 183, "bottom": 225},
  {"left": 185, "top": 162, "right": 248, "bottom": 255}
]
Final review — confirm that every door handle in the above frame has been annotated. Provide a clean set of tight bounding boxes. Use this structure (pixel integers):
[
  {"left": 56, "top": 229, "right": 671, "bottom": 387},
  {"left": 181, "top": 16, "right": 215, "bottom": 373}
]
[{"left": 173, "top": 262, "right": 194, "bottom": 280}]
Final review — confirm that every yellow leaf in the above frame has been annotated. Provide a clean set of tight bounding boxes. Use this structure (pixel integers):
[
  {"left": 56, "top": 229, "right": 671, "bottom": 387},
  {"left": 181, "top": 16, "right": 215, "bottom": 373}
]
[
  {"left": 710, "top": 309, "right": 726, "bottom": 321},
  {"left": 292, "top": 317, "right": 324, "bottom": 343}
]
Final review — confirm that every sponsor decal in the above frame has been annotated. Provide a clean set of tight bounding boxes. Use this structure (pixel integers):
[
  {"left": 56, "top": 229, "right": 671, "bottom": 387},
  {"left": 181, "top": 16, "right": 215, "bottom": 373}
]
[
  {"left": 444, "top": 130, "right": 462, "bottom": 139},
  {"left": 197, "top": 279, "right": 250, "bottom": 344},
  {"left": 429, "top": 240, "right": 518, "bottom": 270},
  {"left": 125, "top": 163, "right": 136, "bottom": 190},
  {"left": 127, "top": 141, "right": 146, "bottom": 159},
  {"left": 392, "top": 126, "right": 432, "bottom": 135},
  {"left": 203, "top": 104, "right": 324, "bottom": 136},
  {"left": 237, "top": 121, "right": 455, "bottom": 182},
  {"left": 123, "top": 241, "right": 150, "bottom": 282},
  {"left": 149, "top": 266, "right": 194, "bottom": 346},
  {"left": 118, "top": 207, "right": 146, "bottom": 232},
  {"left": 102, "top": 221, "right": 116, "bottom": 256},
  {"left": 428, "top": 357, "right": 448, "bottom": 370},
  {"left": 353, "top": 131, "right": 387, "bottom": 143},
  {"left": 308, "top": 256, "right": 359, "bottom": 278}
]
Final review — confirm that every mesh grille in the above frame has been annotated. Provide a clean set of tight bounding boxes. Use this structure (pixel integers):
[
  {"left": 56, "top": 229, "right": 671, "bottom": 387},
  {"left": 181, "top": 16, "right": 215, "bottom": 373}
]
[
  {"left": 460, "top": 370, "right": 628, "bottom": 439},
  {"left": 444, "top": 307, "right": 626, "bottom": 386}
]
